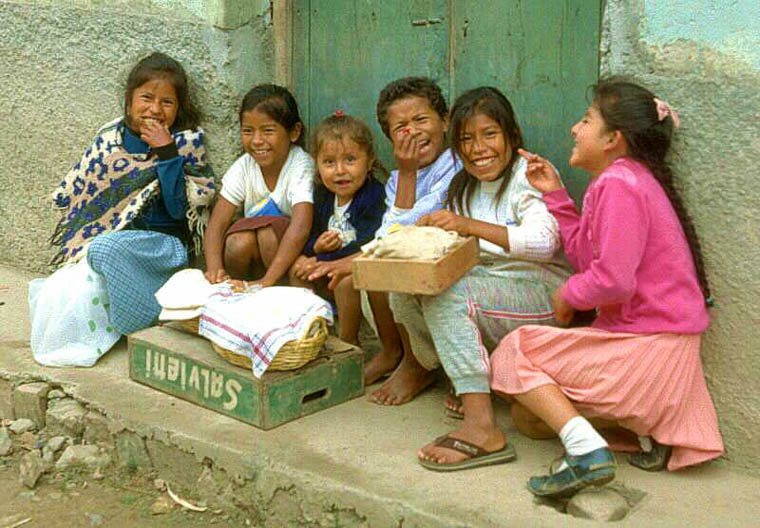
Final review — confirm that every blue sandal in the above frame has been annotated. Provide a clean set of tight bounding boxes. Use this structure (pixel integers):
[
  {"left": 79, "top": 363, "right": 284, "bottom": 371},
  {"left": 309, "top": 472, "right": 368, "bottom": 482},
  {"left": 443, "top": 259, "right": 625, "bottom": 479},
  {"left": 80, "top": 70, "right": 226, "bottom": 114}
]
[{"left": 527, "top": 447, "right": 616, "bottom": 499}]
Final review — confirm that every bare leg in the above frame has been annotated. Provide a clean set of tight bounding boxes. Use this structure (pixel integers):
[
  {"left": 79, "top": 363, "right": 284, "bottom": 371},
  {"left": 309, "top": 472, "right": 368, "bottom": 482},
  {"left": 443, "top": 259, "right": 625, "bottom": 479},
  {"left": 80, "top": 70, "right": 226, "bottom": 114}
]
[
  {"left": 513, "top": 384, "right": 580, "bottom": 434},
  {"left": 256, "top": 226, "right": 279, "bottom": 268},
  {"left": 418, "top": 393, "right": 506, "bottom": 464},
  {"left": 368, "top": 324, "right": 435, "bottom": 406},
  {"left": 224, "top": 231, "right": 260, "bottom": 279},
  {"left": 511, "top": 401, "right": 556, "bottom": 439},
  {"left": 334, "top": 275, "right": 360, "bottom": 345},
  {"left": 363, "top": 291, "right": 403, "bottom": 385}
]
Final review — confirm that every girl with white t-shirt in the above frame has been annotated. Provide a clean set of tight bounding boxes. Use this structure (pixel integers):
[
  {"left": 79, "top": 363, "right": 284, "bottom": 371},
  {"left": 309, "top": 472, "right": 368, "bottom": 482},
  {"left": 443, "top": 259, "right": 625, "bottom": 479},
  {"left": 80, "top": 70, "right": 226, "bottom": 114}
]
[{"left": 204, "top": 84, "right": 315, "bottom": 286}]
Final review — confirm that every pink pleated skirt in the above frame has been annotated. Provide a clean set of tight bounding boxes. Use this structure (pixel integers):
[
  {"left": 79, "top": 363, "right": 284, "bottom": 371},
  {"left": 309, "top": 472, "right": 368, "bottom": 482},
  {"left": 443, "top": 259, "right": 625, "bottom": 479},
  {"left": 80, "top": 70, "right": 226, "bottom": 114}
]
[{"left": 490, "top": 325, "right": 724, "bottom": 470}]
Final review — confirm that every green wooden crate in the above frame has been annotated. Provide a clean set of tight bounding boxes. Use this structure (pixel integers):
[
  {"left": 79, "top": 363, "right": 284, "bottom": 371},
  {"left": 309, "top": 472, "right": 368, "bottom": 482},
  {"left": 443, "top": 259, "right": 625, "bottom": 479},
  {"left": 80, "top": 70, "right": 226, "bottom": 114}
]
[{"left": 128, "top": 325, "right": 364, "bottom": 430}]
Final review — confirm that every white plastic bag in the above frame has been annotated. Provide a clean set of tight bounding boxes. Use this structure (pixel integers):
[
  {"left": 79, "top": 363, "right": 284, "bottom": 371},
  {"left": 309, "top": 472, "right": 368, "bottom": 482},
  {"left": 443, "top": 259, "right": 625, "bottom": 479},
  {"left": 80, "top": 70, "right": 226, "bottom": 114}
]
[{"left": 28, "top": 259, "right": 122, "bottom": 367}]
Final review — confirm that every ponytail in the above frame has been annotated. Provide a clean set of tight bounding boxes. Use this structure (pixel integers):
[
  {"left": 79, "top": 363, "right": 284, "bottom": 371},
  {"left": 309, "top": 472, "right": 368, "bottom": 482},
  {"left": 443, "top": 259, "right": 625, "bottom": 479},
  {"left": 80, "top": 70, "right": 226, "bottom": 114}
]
[{"left": 593, "top": 79, "right": 712, "bottom": 305}]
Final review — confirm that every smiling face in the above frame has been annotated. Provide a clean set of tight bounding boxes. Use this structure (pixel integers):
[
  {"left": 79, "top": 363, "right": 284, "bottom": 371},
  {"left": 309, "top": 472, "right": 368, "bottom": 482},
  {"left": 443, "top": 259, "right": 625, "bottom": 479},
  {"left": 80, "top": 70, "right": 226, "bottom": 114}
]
[
  {"left": 569, "top": 105, "right": 614, "bottom": 176},
  {"left": 317, "top": 137, "right": 371, "bottom": 206},
  {"left": 127, "top": 78, "right": 179, "bottom": 134},
  {"left": 386, "top": 96, "right": 448, "bottom": 169},
  {"left": 240, "top": 107, "right": 301, "bottom": 179},
  {"left": 458, "top": 113, "right": 512, "bottom": 182}
]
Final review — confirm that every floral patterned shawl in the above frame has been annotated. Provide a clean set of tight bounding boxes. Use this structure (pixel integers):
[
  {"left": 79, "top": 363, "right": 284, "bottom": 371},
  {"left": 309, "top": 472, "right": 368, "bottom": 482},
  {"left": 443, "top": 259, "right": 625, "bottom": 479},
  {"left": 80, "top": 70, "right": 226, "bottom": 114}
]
[{"left": 50, "top": 118, "right": 215, "bottom": 267}]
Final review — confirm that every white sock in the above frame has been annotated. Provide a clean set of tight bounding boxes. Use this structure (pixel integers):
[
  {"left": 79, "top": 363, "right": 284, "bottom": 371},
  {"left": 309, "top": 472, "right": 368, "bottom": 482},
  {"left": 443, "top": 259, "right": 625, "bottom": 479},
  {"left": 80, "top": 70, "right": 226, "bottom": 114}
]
[{"left": 554, "top": 416, "right": 608, "bottom": 471}]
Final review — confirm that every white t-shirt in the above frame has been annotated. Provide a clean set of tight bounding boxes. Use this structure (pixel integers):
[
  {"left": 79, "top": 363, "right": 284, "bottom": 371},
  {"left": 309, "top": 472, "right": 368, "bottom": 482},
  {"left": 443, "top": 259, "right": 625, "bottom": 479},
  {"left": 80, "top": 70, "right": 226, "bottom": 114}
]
[{"left": 220, "top": 145, "right": 315, "bottom": 216}]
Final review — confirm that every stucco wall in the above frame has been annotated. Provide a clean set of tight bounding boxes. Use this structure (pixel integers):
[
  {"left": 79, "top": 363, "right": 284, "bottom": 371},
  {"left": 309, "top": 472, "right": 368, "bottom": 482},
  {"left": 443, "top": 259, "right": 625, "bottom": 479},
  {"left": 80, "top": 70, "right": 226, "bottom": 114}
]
[
  {"left": 603, "top": 0, "right": 760, "bottom": 475},
  {"left": 0, "top": 0, "right": 273, "bottom": 271}
]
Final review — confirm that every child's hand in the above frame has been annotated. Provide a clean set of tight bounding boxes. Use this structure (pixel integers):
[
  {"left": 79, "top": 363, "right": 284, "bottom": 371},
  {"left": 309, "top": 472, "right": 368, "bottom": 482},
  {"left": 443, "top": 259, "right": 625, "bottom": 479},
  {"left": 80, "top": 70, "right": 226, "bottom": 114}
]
[
  {"left": 417, "top": 210, "right": 471, "bottom": 236},
  {"left": 314, "top": 231, "right": 342, "bottom": 254},
  {"left": 551, "top": 285, "right": 575, "bottom": 327},
  {"left": 393, "top": 128, "right": 421, "bottom": 175},
  {"left": 205, "top": 267, "right": 230, "bottom": 284},
  {"left": 518, "top": 149, "right": 562, "bottom": 194},
  {"left": 292, "top": 255, "right": 318, "bottom": 280},
  {"left": 308, "top": 260, "right": 351, "bottom": 290},
  {"left": 141, "top": 119, "right": 174, "bottom": 149}
]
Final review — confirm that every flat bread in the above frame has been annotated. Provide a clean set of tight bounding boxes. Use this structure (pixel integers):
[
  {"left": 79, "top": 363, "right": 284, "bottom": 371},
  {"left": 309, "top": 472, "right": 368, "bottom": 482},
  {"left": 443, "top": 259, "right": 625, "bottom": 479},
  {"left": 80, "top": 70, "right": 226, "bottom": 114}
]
[{"left": 364, "top": 226, "right": 462, "bottom": 260}]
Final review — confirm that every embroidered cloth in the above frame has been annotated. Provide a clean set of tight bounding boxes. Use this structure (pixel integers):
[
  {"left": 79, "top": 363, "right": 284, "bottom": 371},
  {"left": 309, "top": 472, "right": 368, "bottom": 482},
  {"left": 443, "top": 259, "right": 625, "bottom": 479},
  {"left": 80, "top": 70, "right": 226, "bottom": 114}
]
[{"left": 199, "top": 286, "right": 334, "bottom": 378}]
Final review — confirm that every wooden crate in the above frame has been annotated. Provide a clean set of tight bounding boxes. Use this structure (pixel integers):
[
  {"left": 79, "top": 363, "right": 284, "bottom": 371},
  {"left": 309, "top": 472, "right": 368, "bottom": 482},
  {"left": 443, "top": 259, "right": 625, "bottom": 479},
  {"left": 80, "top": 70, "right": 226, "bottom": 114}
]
[
  {"left": 351, "top": 236, "right": 479, "bottom": 295},
  {"left": 128, "top": 325, "right": 363, "bottom": 430}
]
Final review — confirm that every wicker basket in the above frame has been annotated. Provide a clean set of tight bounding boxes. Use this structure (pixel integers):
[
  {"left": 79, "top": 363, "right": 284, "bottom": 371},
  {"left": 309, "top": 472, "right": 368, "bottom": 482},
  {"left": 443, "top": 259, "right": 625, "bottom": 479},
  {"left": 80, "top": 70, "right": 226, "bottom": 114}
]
[
  {"left": 211, "top": 317, "right": 328, "bottom": 372},
  {"left": 176, "top": 317, "right": 200, "bottom": 334}
]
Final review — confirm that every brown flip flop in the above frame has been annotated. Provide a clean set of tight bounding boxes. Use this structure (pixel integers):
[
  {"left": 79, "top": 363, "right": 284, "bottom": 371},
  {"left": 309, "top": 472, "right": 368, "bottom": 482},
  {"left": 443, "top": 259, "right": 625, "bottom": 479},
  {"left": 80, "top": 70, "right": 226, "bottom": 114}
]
[{"left": 418, "top": 434, "right": 517, "bottom": 472}]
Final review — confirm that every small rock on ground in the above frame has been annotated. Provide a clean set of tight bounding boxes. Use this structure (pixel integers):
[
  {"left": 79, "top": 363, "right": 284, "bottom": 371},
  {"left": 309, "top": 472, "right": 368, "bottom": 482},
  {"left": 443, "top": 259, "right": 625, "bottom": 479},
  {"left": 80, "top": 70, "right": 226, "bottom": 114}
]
[
  {"left": 46, "top": 398, "right": 87, "bottom": 438},
  {"left": 19, "top": 451, "right": 46, "bottom": 489},
  {"left": 85, "top": 512, "right": 104, "bottom": 526},
  {"left": 150, "top": 494, "right": 175, "bottom": 515},
  {"left": 48, "top": 389, "right": 66, "bottom": 400},
  {"left": 0, "top": 427, "right": 12, "bottom": 456},
  {"left": 46, "top": 436, "right": 69, "bottom": 453},
  {"left": 566, "top": 487, "right": 630, "bottom": 521},
  {"left": 55, "top": 445, "right": 112, "bottom": 471},
  {"left": 9, "top": 419, "right": 36, "bottom": 434}
]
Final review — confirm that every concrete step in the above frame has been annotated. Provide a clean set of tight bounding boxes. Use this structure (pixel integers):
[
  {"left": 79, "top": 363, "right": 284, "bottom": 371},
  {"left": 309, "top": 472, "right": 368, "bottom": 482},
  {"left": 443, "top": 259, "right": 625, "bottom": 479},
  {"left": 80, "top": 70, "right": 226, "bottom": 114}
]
[{"left": 2, "top": 264, "right": 759, "bottom": 527}]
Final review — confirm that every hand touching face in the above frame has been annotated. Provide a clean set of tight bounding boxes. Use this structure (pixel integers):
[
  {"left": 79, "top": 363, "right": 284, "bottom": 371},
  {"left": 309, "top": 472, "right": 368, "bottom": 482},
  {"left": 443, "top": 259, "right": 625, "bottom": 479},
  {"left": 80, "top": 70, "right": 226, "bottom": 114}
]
[
  {"left": 386, "top": 96, "right": 448, "bottom": 171},
  {"left": 128, "top": 78, "right": 178, "bottom": 147}
]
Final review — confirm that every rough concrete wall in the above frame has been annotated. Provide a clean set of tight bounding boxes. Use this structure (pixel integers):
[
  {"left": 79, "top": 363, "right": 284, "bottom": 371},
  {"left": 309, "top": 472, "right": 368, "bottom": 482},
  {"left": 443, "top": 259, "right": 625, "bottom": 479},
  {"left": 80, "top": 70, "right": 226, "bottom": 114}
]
[
  {"left": 0, "top": 0, "right": 273, "bottom": 272},
  {"left": 603, "top": 0, "right": 760, "bottom": 475}
]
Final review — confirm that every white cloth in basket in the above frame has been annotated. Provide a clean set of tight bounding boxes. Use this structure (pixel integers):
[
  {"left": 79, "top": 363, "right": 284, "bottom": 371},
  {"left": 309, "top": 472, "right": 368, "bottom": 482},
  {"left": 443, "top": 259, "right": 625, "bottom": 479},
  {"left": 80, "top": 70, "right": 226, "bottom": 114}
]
[
  {"left": 198, "top": 286, "right": 334, "bottom": 378},
  {"left": 155, "top": 269, "right": 219, "bottom": 320}
]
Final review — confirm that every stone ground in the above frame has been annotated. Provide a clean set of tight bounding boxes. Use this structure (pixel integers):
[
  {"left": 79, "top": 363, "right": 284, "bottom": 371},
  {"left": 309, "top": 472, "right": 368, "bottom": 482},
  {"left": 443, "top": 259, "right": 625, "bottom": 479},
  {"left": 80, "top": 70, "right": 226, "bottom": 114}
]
[
  {"left": 0, "top": 451, "right": 247, "bottom": 527},
  {"left": 2, "top": 264, "right": 760, "bottom": 527}
]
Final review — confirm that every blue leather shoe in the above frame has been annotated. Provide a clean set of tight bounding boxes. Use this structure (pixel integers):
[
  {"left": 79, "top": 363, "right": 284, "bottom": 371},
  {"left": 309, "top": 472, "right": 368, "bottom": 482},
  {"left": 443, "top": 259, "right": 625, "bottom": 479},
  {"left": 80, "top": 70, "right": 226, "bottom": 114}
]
[
  {"left": 629, "top": 440, "right": 671, "bottom": 471},
  {"left": 527, "top": 447, "right": 616, "bottom": 499}
]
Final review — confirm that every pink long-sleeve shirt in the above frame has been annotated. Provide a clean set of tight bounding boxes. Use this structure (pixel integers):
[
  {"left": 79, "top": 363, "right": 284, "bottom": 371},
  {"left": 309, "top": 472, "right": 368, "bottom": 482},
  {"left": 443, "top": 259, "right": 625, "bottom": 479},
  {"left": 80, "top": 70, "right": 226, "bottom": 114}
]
[{"left": 543, "top": 157, "right": 708, "bottom": 335}]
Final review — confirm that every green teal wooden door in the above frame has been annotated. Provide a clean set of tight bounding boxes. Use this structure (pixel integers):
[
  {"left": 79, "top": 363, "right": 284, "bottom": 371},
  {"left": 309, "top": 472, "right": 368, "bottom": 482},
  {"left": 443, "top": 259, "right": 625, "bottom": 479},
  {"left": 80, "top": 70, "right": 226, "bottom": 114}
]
[
  {"left": 293, "top": 1, "right": 600, "bottom": 199},
  {"left": 293, "top": 0, "right": 450, "bottom": 168},
  {"left": 451, "top": 1, "right": 601, "bottom": 200}
]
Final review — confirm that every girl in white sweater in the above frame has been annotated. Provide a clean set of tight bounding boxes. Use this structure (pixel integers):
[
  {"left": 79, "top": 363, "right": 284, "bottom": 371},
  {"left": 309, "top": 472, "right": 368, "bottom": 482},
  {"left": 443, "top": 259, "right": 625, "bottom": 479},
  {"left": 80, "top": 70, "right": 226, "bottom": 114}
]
[{"left": 393, "top": 86, "right": 570, "bottom": 471}]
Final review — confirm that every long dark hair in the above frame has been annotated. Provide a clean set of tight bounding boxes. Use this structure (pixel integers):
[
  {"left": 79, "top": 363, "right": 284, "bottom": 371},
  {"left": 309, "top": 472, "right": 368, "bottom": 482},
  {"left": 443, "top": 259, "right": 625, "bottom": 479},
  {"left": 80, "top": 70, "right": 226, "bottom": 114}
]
[
  {"left": 592, "top": 78, "right": 711, "bottom": 303},
  {"left": 447, "top": 86, "right": 523, "bottom": 215},
  {"left": 310, "top": 113, "right": 388, "bottom": 185},
  {"left": 239, "top": 84, "right": 305, "bottom": 148},
  {"left": 124, "top": 52, "right": 200, "bottom": 131}
]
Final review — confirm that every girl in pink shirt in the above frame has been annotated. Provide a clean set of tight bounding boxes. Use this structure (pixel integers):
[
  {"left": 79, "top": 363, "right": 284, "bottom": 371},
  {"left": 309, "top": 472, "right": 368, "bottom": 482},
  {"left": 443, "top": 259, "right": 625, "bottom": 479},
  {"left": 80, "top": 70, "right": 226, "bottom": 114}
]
[{"left": 489, "top": 80, "right": 723, "bottom": 499}]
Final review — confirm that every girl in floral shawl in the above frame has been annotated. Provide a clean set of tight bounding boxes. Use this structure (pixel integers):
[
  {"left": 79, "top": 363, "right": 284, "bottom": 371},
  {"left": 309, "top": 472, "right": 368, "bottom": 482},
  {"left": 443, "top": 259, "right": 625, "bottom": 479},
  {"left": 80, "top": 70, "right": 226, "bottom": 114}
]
[{"left": 50, "top": 52, "right": 215, "bottom": 334}]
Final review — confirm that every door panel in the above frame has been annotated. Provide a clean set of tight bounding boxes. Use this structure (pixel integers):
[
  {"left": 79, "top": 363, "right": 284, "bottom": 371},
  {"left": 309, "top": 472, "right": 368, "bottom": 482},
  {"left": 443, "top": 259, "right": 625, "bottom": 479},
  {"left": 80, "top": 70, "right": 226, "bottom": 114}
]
[
  {"left": 452, "top": 0, "right": 601, "bottom": 200},
  {"left": 293, "top": 0, "right": 450, "bottom": 171},
  {"left": 293, "top": 1, "right": 600, "bottom": 200}
]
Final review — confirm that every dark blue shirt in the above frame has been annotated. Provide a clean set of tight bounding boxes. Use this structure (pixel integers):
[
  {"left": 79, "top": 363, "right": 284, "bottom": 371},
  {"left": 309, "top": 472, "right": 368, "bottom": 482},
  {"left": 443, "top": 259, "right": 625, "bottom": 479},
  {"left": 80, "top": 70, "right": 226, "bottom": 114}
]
[
  {"left": 122, "top": 126, "right": 187, "bottom": 237},
  {"left": 305, "top": 178, "right": 386, "bottom": 261}
]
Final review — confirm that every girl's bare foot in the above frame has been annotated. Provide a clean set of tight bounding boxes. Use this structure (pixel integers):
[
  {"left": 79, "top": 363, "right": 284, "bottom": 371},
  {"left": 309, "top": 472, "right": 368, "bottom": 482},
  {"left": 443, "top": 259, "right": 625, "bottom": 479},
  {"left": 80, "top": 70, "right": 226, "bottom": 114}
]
[
  {"left": 363, "top": 348, "right": 402, "bottom": 386},
  {"left": 444, "top": 392, "right": 464, "bottom": 418},
  {"left": 368, "top": 351, "right": 434, "bottom": 405},
  {"left": 418, "top": 393, "right": 505, "bottom": 464}
]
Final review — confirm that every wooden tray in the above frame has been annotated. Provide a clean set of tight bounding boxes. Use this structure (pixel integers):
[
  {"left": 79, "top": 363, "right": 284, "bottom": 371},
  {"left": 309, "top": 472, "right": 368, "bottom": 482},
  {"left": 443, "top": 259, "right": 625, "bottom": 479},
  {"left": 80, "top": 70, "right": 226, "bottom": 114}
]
[{"left": 351, "top": 236, "right": 478, "bottom": 295}]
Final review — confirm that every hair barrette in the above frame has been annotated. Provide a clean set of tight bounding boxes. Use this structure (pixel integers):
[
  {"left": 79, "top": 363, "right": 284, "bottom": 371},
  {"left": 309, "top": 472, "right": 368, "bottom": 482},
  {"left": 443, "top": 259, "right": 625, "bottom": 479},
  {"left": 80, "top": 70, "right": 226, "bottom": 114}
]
[
  {"left": 653, "top": 98, "right": 681, "bottom": 129},
  {"left": 334, "top": 109, "right": 344, "bottom": 118}
]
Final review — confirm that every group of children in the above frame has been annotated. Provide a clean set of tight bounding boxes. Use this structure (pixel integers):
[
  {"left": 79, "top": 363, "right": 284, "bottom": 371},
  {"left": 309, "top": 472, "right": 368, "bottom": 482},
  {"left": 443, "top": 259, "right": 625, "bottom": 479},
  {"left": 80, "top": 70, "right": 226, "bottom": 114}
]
[{"left": 52, "top": 51, "right": 724, "bottom": 499}]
